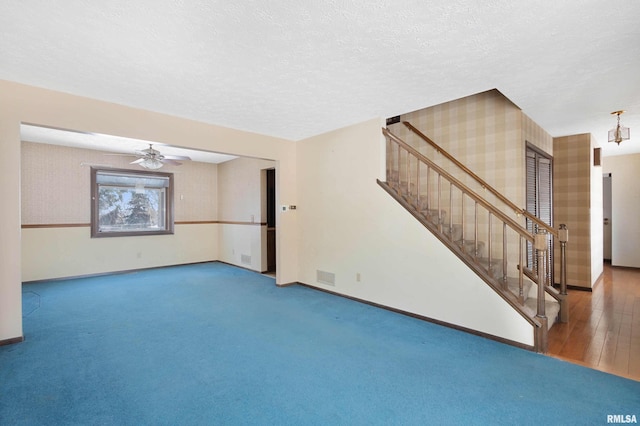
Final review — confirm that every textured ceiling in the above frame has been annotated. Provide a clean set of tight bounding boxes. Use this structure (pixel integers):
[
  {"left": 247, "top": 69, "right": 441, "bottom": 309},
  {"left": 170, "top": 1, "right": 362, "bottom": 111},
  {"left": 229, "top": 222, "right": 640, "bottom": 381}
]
[{"left": 1, "top": 1, "right": 639, "bottom": 157}]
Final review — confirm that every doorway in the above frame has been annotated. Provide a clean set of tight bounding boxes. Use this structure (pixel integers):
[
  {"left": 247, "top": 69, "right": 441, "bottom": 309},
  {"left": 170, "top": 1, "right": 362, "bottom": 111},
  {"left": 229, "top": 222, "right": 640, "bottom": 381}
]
[
  {"left": 603, "top": 173, "right": 612, "bottom": 262},
  {"left": 266, "top": 168, "right": 276, "bottom": 273}
]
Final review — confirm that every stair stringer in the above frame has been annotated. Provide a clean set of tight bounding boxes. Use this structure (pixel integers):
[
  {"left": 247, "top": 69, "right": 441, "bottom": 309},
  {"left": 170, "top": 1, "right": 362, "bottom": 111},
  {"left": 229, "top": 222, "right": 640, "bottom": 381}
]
[{"left": 377, "top": 179, "right": 545, "bottom": 342}]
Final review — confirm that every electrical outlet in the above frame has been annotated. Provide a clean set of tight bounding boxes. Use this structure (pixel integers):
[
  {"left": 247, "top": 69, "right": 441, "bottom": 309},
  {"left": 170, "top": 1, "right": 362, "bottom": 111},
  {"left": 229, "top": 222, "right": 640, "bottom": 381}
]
[{"left": 356, "top": 273, "right": 361, "bottom": 282}]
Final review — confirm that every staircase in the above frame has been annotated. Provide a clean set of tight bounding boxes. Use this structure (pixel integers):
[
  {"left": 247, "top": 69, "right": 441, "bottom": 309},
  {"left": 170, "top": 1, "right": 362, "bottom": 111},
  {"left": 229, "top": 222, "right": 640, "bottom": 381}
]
[{"left": 378, "top": 124, "right": 569, "bottom": 352}]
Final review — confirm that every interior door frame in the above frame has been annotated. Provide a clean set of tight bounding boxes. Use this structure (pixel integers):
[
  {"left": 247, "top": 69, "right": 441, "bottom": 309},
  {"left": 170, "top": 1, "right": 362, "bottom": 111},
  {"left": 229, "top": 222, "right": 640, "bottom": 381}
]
[{"left": 265, "top": 167, "right": 276, "bottom": 273}]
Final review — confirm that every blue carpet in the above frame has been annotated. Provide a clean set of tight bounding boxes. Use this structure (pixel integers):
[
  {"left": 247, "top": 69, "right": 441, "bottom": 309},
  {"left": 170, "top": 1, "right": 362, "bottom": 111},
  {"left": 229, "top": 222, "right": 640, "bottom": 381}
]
[{"left": 1, "top": 262, "right": 638, "bottom": 425}]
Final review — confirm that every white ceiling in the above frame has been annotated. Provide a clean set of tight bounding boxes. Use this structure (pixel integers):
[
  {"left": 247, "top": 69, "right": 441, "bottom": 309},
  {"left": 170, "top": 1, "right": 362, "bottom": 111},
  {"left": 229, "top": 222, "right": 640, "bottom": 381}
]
[{"left": 2, "top": 1, "right": 639, "bottom": 158}]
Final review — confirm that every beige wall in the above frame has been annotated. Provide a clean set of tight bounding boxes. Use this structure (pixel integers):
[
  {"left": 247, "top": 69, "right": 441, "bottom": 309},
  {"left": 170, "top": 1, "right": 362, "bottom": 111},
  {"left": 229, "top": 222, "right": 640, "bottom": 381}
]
[
  {"left": 20, "top": 142, "right": 220, "bottom": 281},
  {"left": 553, "top": 133, "right": 603, "bottom": 288},
  {"left": 218, "top": 157, "right": 275, "bottom": 223},
  {"left": 217, "top": 157, "right": 276, "bottom": 271},
  {"left": 602, "top": 154, "right": 640, "bottom": 268},
  {"left": 0, "top": 110, "right": 22, "bottom": 341},
  {"left": 297, "top": 118, "right": 534, "bottom": 346},
  {"left": 21, "top": 142, "right": 219, "bottom": 224},
  {"left": 20, "top": 143, "right": 279, "bottom": 280},
  {"left": 0, "top": 79, "right": 297, "bottom": 342}
]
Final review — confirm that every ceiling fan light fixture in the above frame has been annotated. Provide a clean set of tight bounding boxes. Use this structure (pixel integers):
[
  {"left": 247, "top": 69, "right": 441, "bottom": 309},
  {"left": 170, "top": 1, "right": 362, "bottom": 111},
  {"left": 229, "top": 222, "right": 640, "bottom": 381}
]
[
  {"left": 608, "top": 110, "right": 630, "bottom": 145},
  {"left": 139, "top": 158, "right": 163, "bottom": 169}
]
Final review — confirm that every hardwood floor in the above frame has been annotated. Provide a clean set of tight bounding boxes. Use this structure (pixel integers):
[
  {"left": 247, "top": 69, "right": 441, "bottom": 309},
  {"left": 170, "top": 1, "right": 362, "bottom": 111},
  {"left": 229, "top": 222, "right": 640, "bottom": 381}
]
[{"left": 547, "top": 263, "right": 640, "bottom": 381}]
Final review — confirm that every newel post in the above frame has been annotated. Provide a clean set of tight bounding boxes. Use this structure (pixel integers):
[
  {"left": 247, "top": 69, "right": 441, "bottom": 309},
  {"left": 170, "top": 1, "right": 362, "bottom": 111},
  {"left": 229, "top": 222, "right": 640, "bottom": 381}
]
[
  {"left": 558, "top": 224, "right": 569, "bottom": 323},
  {"left": 534, "top": 230, "right": 549, "bottom": 353},
  {"left": 558, "top": 224, "right": 568, "bottom": 296}
]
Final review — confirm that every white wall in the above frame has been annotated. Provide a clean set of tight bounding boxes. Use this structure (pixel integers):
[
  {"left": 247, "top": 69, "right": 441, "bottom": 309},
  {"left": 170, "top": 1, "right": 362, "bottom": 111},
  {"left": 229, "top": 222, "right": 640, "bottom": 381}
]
[
  {"left": 0, "top": 79, "right": 297, "bottom": 343},
  {"left": 590, "top": 136, "right": 604, "bottom": 284},
  {"left": 297, "top": 118, "right": 534, "bottom": 346},
  {"left": 602, "top": 154, "right": 640, "bottom": 268}
]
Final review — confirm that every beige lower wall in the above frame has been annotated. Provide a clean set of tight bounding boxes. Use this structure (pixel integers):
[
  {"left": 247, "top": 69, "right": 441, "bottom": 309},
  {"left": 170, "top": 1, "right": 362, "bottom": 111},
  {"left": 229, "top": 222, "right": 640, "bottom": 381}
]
[
  {"left": 22, "top": 224, "right": 219, "bottom": 282},
  {"left": 217, "top": 223, "right": 266, "bottom": 272},
  {"left": 297, "top": 118, "right": 534, "bottom": 346}
]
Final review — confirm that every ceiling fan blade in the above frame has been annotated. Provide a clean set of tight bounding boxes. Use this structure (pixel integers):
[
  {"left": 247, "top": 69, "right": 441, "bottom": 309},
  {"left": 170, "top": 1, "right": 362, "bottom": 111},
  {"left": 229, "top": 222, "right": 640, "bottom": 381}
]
[
  {"left": 104, "top": 145, "right": 190, "bottom": 168},
  {"left": 163, "top": 155, "right": 191, "bottom": 161},
  {"left": 162, "top": 159, "right": 183, "bottom": 166},
  {"left": 104, "top": 153, "right": 138, "bottom": 157}
]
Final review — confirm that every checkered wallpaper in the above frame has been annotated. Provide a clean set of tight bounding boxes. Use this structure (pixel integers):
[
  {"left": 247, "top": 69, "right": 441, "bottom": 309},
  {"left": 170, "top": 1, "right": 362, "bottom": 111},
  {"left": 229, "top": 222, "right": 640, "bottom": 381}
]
[
  {"left": 386, "top": 89, "right": 574, "bottom": 282},
  {"left": 553, "top": 134, "right": 600, "bottom": 288}
]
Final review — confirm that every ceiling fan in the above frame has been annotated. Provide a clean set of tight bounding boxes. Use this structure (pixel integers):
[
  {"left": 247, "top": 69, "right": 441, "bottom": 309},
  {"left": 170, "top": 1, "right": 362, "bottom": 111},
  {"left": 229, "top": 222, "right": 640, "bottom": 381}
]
[{"left": 112, "top": 144, "right": 191, "bottom": 169}]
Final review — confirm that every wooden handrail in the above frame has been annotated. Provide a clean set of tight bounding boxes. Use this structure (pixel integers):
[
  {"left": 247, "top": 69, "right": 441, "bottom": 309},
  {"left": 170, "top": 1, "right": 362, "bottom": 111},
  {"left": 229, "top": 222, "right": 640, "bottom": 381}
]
[
  {"left": 383, "top": 127, "right": 533, "bottom": 242},
  {"left": 383, "top": 126, "right": 568, "bottom": 347},
  {"left": 402, "top": 121, "right": 557, "bottom": 237}
]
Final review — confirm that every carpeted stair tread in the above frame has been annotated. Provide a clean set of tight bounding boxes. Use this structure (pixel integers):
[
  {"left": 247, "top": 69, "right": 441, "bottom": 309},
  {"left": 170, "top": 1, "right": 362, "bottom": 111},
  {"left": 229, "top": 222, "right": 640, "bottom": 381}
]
[
  {"left": 420, "top": 208, "right": 447, "bottom": 224},
  {"left": 442, "top": 224, "right": 462, "bottom": 241},
  {"left": 476, "top": 256, "right": 502, "bottom": 277},
  {"left": 460, "top": 240, "right": 486, "bottom": 257},
  {"left": 524, "top": 298, "right": 561, "bottom": 330},
  {"left": 505, "top": 277, "right": 533, "bottom": 302}
]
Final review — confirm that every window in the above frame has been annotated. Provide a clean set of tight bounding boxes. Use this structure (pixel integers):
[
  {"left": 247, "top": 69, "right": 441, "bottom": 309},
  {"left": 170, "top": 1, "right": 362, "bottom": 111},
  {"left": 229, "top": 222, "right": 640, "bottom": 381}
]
[{"left": 91, "top": 168, "right": 174, "bottom": 238}]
